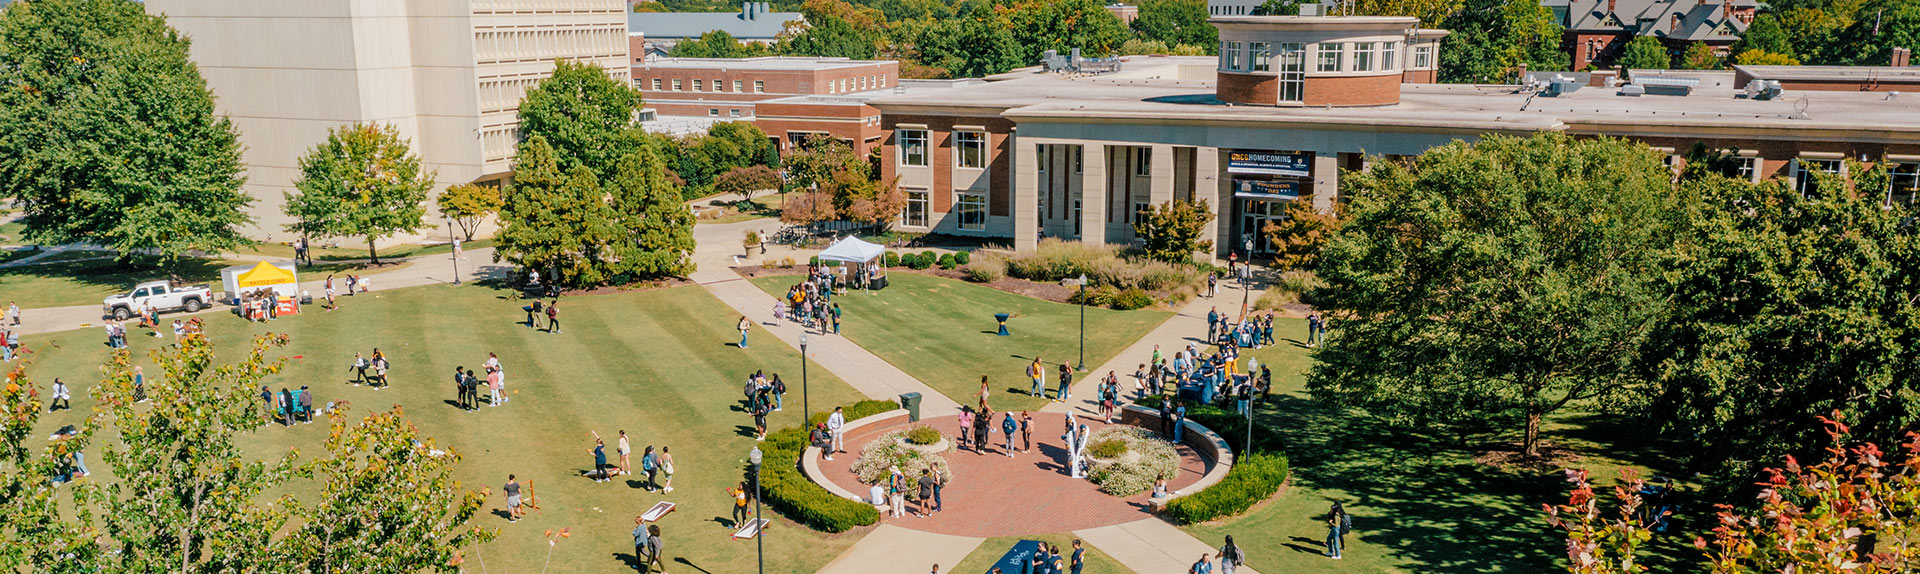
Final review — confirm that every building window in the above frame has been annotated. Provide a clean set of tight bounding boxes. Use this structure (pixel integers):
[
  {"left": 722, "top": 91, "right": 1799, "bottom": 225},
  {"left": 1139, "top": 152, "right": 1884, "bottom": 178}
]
[
  {"left": 729, "top": 109, "right": 741, "bottom": 118},
  {"left": 755, "top": 80, "right": 765, "bottom": 93},
  {"left": 673, "top": 79, "right": 682, "bottom": 91},
  {"left": 903, "top": 188, "right": 930, "bottom": 227},
  {"left": 651, "top": 78, "right": 662, "bottom": 90},
  {"left": 955, "top": 131, "right": 986, "bottom": 169},
  {"left": 1037, "top": 145, "right": 1048, "bottom": 173},
  {"left": 1276, "top": 42, "right": 1305, "bottom": 102},
  {"left": 1382, "top": 42, "right": 1398, "bottom": 70},
  {"left": 1073, "top": 146, "right": 1084, "bottom": 174},
  {"left": 957, "top": 192, "right": 987, "bottom": 231},
  {"left": 1134, "top": 147, "right": 1152, "bottom": 176},
  {"left": 1794, "top": 158, "right": 1842, "bottom": 193},
  {"left": 708, "top": 108, "right": 719, "bottom": 117},
  {"left": 1223, "top": 41, "right": 1241, "bottom": 70},
  {"left": 1250, "top": 42, "right": 1270, "bottom": 72},
  {"left": 899, "top": 129, "right": 928, "bottom": 167},
  {"left": 734, "top": 80, "right": 744, "bottom": 92},
  {"left": 714, "top": 78, "right": 723, "bottom": 91},
  {"left": 880, "top": 75, "right": 888, "bottom": 87},
  {"left": 693, "top": 79, "right": 703, "bottom": 91},
  {"left": 1413, "top": 45, "right": 1433, "bottom": 68},
  {"left": 1890, "top": 162, "right": 1920, "bottom": 206},
  {"left": 1133, "top": 201, "right": 1150, "bottom": 224},
  {"left": 1318, "top": 43, "right": 1343, "bottom": 72},
  {"left": 1354, "top": 42, "right": 1375, "bottom": 72}
]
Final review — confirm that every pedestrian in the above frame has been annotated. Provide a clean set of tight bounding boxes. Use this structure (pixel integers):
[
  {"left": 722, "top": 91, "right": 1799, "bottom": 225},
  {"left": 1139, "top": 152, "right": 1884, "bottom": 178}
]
[
  {"left": 736, "top": 316, "right": 750, "bottom": 349},
  {"left": 0, "top": 328, "right": 11, "bottom": 363},
  {"left": 646, "top": 524, "right": 665, "bottom": 573},
  {"left": 545, "top": 300, "right": 560, "bottom": 334},
  {"left": 1173, "top": 400, "right": 1187, "bottom": 443},
  {"left": 888, "top": 466, "right": 907, "bottom": 518},
  {"left": 658, "top": 446, "right": 675, "bottom": 493},
  {"left": 977, "top": 376, "right": 992, "bottom": 412},
  {"left": 1020, "top": 411, "right": 1032, "bottom": 452},
  {"left": 771, "top": 300, "right": 783, "bottom": 326},
  {"left": 771, "top": 374, "right": 785, "bottom": 411},
  {"left": 1158, "top": 397, "right": 1173, "bottom": 437},
  {"left": 752, "top": 400, "right": 769, "bottom": 441},
  {"left": 346, "top": 274, "right": 357, "bottom": 296},
  {"left": 49, "top": 378, "right": 70, "bottom": 411},
  {"left": 132, "top": 366, "right": 146, "bottom": 403},
  {"left": 529, "top": 299, "right": 544, "bottom": 330},
  {"left": 1028, "top": 356, "right": 1044, "bottom": 397},
  {"left": 372, "top": 354, "right": 390, "bottom": 389},
  {"left": 916, "top": 468, "right": 935, "bottom": 517},
  {"left": 831, "top": 303, "right": 842, "bottom": 335},
  {"left": 280, "top": 387, "right": 295, "bottom": 427},
  {"left": 505, "top": 474, "right": 522, "bottom": 522},
  {"left": 1207, "top": 273, "right": 1217, "bottom": 298},
  {"left": 7, "top": 301, "right": 17, "bottom": 326},
  {"left": 1055, "top": 361, "right": 1072, "bottom": 403},
  {"left": 930, "top": 463, "right": 944, "bottom": 513},
  {"left": 1190, "top": 554, "right": 1213, "bottom": 574},
  {"left": 974, "top": 407, "right": 993, "bottom": 455},
  {"left": 642, "top": 445, "right": 660, "bottom": 491},
  {"left": 957, "top": 408, "right": 973, "bottom": 451},
  {"left": 728, "top": 481, "right": 751, "bottom": 526},
  {"left": 631, "top": 517, "right": 649, "bottom": 572},
  {"left": 1100, "top": 372, "right": 1119, "bottom": 423},
  {"left": 826, "top": 406, "right": 846, "bottom": 460},
  {"left": 1326, "top": 501, "right": 1346, "bottom": 559},
  {"left": 1000, "top": 411, "right": 1016, "bottom": 457},
  {"left": 590, "top": 434, "right": 610, "bottom": 482},
  {"left": 1307, "top": 313, "right": 1321, "bottom": 348},
  {"left": 1070, "top": 539, "right": 1085, "bottom": 574},
  {"left": 1207, "top": 307, "right": 1219, "bottom": 338},
  {"left": 1216, "top": 535, "right": 1245, "bottom": 574},
  {"left": 452, "top": 366, "right": 468, "bottom": 410},
  {"left": 618, "top": 430, "right": 633, "bottom": 477}
]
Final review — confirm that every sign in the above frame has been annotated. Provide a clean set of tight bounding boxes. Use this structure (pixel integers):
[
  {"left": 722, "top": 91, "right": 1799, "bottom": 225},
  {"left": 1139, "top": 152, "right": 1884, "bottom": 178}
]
[
  {"left": 1227, "top": 150, "right": 1313, "bottom": 177},
  {"left": 1234, "top": 179, "right": 1302, "bottom": 200},
  {"left": 986, "top": 540, "right": 1042, "bottom": 573}
]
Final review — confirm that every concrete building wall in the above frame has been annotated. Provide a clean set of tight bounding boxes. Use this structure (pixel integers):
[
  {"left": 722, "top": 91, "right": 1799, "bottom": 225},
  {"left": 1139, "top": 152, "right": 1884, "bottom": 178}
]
[{"left": 146, "top": 0, "right": 628, "bottom": 241}]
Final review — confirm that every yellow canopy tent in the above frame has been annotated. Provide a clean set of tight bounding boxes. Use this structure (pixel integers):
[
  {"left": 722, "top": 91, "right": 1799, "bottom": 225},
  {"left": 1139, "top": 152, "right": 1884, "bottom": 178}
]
[{"left": 235, "top": 261, "right": 296, "bottom": 289}]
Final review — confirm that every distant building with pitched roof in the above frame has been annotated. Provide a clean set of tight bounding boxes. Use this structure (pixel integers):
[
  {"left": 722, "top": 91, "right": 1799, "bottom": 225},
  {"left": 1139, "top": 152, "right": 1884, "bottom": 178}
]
[{"left": 1543, "top": 0, "right": 1761, "bottom": 70}]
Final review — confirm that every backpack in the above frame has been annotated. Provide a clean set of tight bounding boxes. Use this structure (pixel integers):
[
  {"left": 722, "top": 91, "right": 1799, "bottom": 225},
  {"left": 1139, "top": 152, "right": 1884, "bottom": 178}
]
[
  {"left": 1224, "top": 545, "right": 1244, "bottom": 566},
  {"left": 1341, "top": 511, "right": 1353, "bottom": 532},
  {"left": 641, "top": 453, "right": 655, "bottom": 472}
]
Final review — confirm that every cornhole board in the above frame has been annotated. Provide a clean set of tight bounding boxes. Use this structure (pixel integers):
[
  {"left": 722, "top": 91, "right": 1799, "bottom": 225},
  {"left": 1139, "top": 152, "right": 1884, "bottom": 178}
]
[
  {"left": 731, "top": 519, "right": 769, "bottom": 540},
  {"left": 641, "top": 501, "right": 675, "bottom": 523}
]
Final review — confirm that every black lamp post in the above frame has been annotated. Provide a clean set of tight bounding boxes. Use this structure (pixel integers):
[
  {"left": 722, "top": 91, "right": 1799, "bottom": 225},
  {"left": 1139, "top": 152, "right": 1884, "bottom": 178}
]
[
  {"left": 446, "top": 216, "right": 461, "bottom": 285},
  {"left": 800, "top": 332, "right": 810, "bottom": 425},
  {"left": 1075, "top": 273, "right": 1087, "bottom": 371},
  {"left": 750, "top": 445, "right": 764, "bottom": 574}
]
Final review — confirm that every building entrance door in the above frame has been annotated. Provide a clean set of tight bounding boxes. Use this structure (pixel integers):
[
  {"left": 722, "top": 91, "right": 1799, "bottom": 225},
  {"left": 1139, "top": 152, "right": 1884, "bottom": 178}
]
[{"left": 1238, "top": 198, "right": 1287, "bottom": 255}]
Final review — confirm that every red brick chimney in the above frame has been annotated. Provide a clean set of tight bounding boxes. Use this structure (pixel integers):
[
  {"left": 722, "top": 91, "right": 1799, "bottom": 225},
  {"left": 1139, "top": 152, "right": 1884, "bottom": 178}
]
[{"left": 1896, "top": 47, "right": 1913, "bottom": 68}]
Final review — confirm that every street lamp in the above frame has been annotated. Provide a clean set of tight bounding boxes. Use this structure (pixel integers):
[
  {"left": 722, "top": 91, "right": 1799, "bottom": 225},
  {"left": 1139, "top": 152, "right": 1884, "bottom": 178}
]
[
  {"left": 748, "top": 446, "right": 764, "bottom": 574},
  {"left": 799, "top": 332, "right": 810, "bottom": 425},
  {"left": 1075, "top": 273, "right": 1087, "bottom": 372},
  {"left": 446, "top": 216, "right": 461, "bottom": 285}
]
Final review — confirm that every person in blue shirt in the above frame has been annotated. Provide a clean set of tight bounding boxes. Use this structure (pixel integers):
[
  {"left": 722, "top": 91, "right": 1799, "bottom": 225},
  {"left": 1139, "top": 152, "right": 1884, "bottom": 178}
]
[
  {"left": 1173, "top": 401, "right": 1187, "bottom": 443},
  {"left": 1001, "top": 412, "right": 1017, "bottom": 457},
  {"left": 589, "top": 435, "right": 610, "bottom": 482},
  {"left": 1189, "top": 554, "right": 1213, "bottom": 574},
  {"left": 1070, "top": 539, "right": 1085, "bottom": 574}
]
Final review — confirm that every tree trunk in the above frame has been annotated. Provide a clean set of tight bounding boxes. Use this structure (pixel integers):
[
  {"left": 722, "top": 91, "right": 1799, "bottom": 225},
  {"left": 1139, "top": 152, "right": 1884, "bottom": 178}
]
[
  {"left": 367, "top": 236, "right": 379, "bottom": 265},
  {"left": 1523, "top": 412, "right": 1542, "bottom": 458}
]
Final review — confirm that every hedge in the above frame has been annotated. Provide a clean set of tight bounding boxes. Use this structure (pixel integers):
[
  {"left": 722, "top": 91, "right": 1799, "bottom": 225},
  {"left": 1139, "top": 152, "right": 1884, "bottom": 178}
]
[
  {"left": 953, "top": 251, "right": 972, "bottom": 265},
  {"left": 884, "top": 252, "right": 901, "bottom": 267},
  {"left": 937, "top": 253, "right": 957, "bottom": 270},
  {"left": 1164, "top": 451, "right": 1289, "bottom": 524},
  {"left": 756, "top": 399, "right": 901, "bottom": 532}
]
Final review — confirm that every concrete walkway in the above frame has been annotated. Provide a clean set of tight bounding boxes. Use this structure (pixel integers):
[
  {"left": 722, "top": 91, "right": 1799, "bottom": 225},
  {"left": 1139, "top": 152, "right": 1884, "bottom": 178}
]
[
  {"left": 816, "top": 525, "right": 983, "bottom": 574},
  {"left": 1043, "top": 278, "right": 1263, "bottom": 420},
  {"left": 8, "top": 248, "right": 509, "bottom": 337},
  {"left": 1076, "top": 517, "right": 1262, "bottom": 574}
]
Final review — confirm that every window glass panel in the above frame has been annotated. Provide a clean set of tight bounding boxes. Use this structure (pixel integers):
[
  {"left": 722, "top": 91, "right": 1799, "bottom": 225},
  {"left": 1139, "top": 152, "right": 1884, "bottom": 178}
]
[
  {"left": 1795, "top": 159, "right": 1842, "bottom": 193},
  {"left": 1414, "top": 45, "right": 1433, "bottom": 68},
  {"left": 755, "top": 80, "right": 765, "bottom": 93},
  {"left": 693, "top": 79, "right": 703, "bottom": 91},
  {"left": 957, "top": 193, "right": 987, "bottom": 230},
  {"left": 956, "top": 131, "right": 986, "bottom": 169},
  {"left": 1354, "top": 42, "right": 1374, "bottom": 72},
  {"left": 1889, "top": 162, "right": 1920, "bottom": 206},
  {"left": 899, "top": 130, "right": 928, "bottom": 167},
  {"left": 903, "top": 188, "right": 929, "bottom": 227},
  {"left": 1135, "top": 147, "right": 1152, "bottom": 176},
  {"left": 1318, "top": 43, "right": 1343, "bottom": 72},
  {"left": 1250, "top": 42, "right": 1270, "bottom": 72},
  {"left": 1382, "top": 42, "right": 1397, "bottom": 70}
]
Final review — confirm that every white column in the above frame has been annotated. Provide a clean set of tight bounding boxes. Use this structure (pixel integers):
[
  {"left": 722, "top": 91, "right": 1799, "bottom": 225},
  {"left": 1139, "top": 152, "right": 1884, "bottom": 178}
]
[
  {"left": 1081, "top": 143, "right": 1108, "bottom": 246},
  {"left": 1197, "top": 146, "right": 1224, "bottom": 263},
  {"left": 1150, "top": 145, "right": 1174, "bottom": 206},
  {"left": 1312, "top": 153, "right": 1339, "bottom": 213},
  {"left": 1014, "top": 137, "right": 1040, "bottom": 253}
]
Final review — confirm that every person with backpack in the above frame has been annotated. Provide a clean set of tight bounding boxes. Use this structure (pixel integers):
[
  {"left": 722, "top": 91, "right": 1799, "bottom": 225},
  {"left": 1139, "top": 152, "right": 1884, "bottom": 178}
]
[
  {"left": 1000, "top": 412, "right": 1017, "bottom": 457},
  {"left": 641, "top": 445, "right": 660, "bottom": 491},
  {"left": 1215, "top": 535, "right": 1245, "bottom": 574},
  {"left": 545, "top": 300, "right": 560, "bottom": 334},
  {"left": 771, "top": 375, "right": 786, "bottom": 411},
  {"left": 452, "top": 366, "right": 469, "bottom": 410},
  {"left": 1326, "top": 501, "right": 1348, "bottom": 559},
  {"left": 1189, "top": 554, "right": 1212, "bottom": 574}
]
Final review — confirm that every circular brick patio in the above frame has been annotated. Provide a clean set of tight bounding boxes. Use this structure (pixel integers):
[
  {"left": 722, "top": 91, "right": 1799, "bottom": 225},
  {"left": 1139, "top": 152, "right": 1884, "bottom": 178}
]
[{"left": 815, "top": 411, "right": 1210, "bottom": 537}]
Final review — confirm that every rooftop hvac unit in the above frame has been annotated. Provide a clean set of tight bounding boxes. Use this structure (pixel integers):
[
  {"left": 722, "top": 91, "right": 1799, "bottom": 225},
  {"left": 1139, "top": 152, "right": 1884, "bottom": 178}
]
[
  {"left": 1298, "top": 2, "right": 1326, "bottom": 16},
  {"left": 1635, "top": 76, "right": 1700, "bottom": 96},
  {"left": 1618, "top": 84, "right": 1645, "bottom": 97},
  {"left": 1745, "top": 79, "right": 1784, "bottom": 100},
  {"left": 1544, "top": 75, "right": 1582, "bottom": 97}
]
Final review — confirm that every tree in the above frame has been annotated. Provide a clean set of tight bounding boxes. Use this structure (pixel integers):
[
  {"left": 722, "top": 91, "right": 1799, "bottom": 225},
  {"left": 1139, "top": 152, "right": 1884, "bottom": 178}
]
[
  {"left": 0, "top": 366, "right": 104, "bottom": 570},
  {"left": 608, "top": 147, "right": 697, "bottom": 279},
  {"left": 516, "top": 60, "right": 647, "bottom": 184},
  {"left": 1261, "top": 195, "right": 1341, "bottom": 270},
  {"left": 1308, "top": 134, "right": 1684, "bottom": 457},
  {"left": 1006, "top": 0, "right": 1132, "bottom": 58},
  {"left": 685, "top": 122, "right": 775, "bottom": 192},
  {"left": 1439, "top": 0, "right": 1568, "bottom": 83},
  {"left": 670, "top": 30, "right": 770, "bottom": 58},
  {"left": 1542, "top": 468, "right": 1657, "bottom": 574},
  {"left": 0, "top": 0, "right": 253, "bottom": 264},
  {"left": 436, "top": 183, "right": 503, "bottom": 242},
  {"left": 916, "top": 13, "right": 1028, "bottom": 78},
  {"left": 283, "top": 405, "right": 495, "bottom": 573},
  {"left": 781, "top": 191, "right": 840, "bottom": 225},
  {"left": 1641, "top": 164, "right": 1920, "bottom": 489},
  {"left": 1735, "top": 49, "right": 1802, "bottom": 65},
  {"left": 1255, "top": 0, "right": 1303, "bottom": 15},
  {"left": 494, "top": 135, "right": 622, "bottom": 288},
  {"left": 784, "top": 137, "right": 867, "bottom": 192},
  {"left": 1830, "top": 0, "right": 1920, "bottom": 66},
  {"left": 1348, "top": 0, "right": 1463, "bottom": 26},
  {"left": 829, "top": 169, "right": 907, "bottom": 226},
  {"left": 1680, "top": 42, "right": 1722, "bottom": 69},
  {"left": 713, "top": 165, "right": 784, "bottom": 204},
  {"left": 1133, "top": 199, "right": 1216, "bottom": 264},
  {"left": 1132, "top": 0, "right": 1217, "bottom": 53},
  {"left": 784, "top": 14, "right": 879, "bottom": 59},
  {"left": 1617, "top": 36, "right": 1672, "bottom": 70},
  {"left": 1733, "top": 13, "right": 1793, "bottom": 58},
  {"left": 285, "top": 123, "right": 434, "bottom": 264}
]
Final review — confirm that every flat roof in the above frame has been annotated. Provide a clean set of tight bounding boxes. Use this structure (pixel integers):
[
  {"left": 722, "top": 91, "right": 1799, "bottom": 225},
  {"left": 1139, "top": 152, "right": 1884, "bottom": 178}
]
[
  {"left": 1734, "top": 65, "right": 1920, "bottom": 84},
  {"left": 867, "top": 56, "right": 1920, "bottom": 138},
  {"left": 762, "top": 79, "right": 988, "bottom": 106},
  {"left": 635, "top": 57, "right": 894, "bottom": 72}
]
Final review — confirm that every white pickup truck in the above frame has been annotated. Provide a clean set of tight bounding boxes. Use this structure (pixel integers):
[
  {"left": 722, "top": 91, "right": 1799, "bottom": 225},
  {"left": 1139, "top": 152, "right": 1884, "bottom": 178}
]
[{"left": 102, "top": 280, "right": 213, "bottom": 321}]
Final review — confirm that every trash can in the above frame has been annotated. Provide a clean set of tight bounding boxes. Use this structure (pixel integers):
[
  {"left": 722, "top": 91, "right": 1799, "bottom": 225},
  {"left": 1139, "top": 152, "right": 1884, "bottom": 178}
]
[{"left": 899, "top": 392, "right": 922, "bottom": 422}]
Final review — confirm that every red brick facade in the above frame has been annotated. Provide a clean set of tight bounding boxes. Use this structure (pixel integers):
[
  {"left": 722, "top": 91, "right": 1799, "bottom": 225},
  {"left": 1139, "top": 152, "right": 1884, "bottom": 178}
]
[
  {"left": 1216, "top": 72, "right": 1276, "bottom": 106},
  {"left": 632, "top": 61, "right": 899, "bottom": 103},
  {"left": 755, "top": 101, "right": 883, "bottom": 158},
  {"left": 1303, "top": 74, "right": 1401, "bottom": 107},
  {"left": 880, "top": 114, "right": 1016, "bottom": 219}
]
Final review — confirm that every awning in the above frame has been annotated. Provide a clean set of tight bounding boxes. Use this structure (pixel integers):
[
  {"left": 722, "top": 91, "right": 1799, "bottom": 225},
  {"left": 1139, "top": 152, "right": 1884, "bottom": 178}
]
[
  {"left": 817, "top": 236, "right": 887, "bottom": 264},
  {"left": 235, "top": 261, "right": 296, "bottom": 288}
]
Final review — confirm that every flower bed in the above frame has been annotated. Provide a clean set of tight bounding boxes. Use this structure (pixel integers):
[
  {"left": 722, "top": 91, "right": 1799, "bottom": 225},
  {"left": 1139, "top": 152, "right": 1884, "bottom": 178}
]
[
  {"left": 1084, "top": 427, "right": 1178, "bottom": 496},
  {"left": 1164, "top": 451, "right": 1289, "bottom": 524},
  {"left": 759, "top": 399, "right": 899, "bottom": 533},
  {"left": 850, "top": 428, "right": 954, "bottom": 499}
]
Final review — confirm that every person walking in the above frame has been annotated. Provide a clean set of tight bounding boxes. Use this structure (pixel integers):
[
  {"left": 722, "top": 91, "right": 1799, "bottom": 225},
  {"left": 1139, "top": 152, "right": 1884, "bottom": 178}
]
[
  {"left": 7, "top": 301, "right": 18, "bottom": 327},
  {"left": 736, "top": 316, "right": 750, "bottom": 349},
  {"left": 1326, "top": 501, "right": 1346, "bottom": 559},
  {"left": 643, "top": 445, "right": 661, "bottom": 491},
  {"left": 1216, "top": 535, "right": 1245, "bottom": 574},
  {"left": 49, "top": 378, "right": 70, "bottom": 412},
  {"left": 618, "top": 431, "right": 633, "bottom": 477},
  {"left": 1206, "top": 273, "right": 1217, "bottom": 298},
  {"left": 645, "top": 524, "right": 665, "bottom": 574},
  {"left": 1190, "top": 554, "right": 1213, "bottom": 574},
  {"left": 1020, "top": 411, "right": 1033, "bottom": 452},
  {"left": 1000, "top": 411, "right": 1016, "bottom": 457},
  {"left": 831, "top": 303, "right": 842, "bottom": 335},
  {"left": 771, "top": 300, "right": 783, "bottom": 327},
  {"left": 546, "top": 300, "right": 561, "bottom": 334},
  {"left": 1055, "top": 362, "right": 1072, "bottom": 403},
  {"left": 957, "top": 408, "right": 974, "bottom": 452},
  {"left": 658, "top": 446, "right": 675, "bottom": 493},
  {"left": 916, "top": 468, "right": 935, "bottom": 517},
  {"left": 631, "top": 517, "right": 649, "bottom": 572},
  {"left": 1028, "top": 357, "right": 1044, "bottom": 397},
  {"left": 504, "top": 475, "right": 523, "bottom": 522},
  {"left": 826, "top": 406, "right": 846, "bottom": 460},
  {"left": 529, "top": 299, "right": 544, "bottom": 330},
  {"left": 1070, "top": 539, "right": 1085, "bottom": 574}
]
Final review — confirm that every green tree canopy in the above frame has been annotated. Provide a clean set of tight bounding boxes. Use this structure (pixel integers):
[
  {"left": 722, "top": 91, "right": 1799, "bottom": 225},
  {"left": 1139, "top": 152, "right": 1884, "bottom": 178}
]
[
  {"left": 713, "top": 165, "right": 784, "bottom": 203},
  {"left": 516, "top": 60, "right": 647, "bottom": 184},
  {"left": 609, "top": 147, "right": 697, "bottom": 279},
  {"left": 1308, "top": 133, "right": 1685, "bottom": 457},
  {"left": 783, "top": 13, "right": 880, "bottom": 58},
  {"left": 1733, "top": 13, "right": 1794, "bottom": 58},
  {"left": 0, "top": 0, "right": 253, "bottom": 263},
  {"left": 1133, "top": 199, "right": 1216, "bottom": 264},
  {"left": 1132, "top": 0, "right": 1218, "bottom": 54},
  {"left": 1680, "top": 41, "right": 1722, "bottom": 69},
  {"left": 670, "top": 30, "right": 772, "bottom": 58},
  {"left": 1618, "top": 36, "right": 1672, "bottom": 70},
  {"left": 285, "top": 123, "right": 434, "bottom": 264},
  {"left": 1830, "top": 0, "right": 1920, "bottom": 65},
  {"left": 916, "top": 12, "right": 1028, "bottom": 77},
  {"left": 436, "top": 183, "right": 504, "bottom": 242},
  {"left": 1006, "top": 0, "right": 1131, "bottom": 58},
  {"left": 493, "top": 135, "right": 621, "bottom": 287},
  {"left": 1439, "top": 0, "right": 1568, "bottom": 82}
]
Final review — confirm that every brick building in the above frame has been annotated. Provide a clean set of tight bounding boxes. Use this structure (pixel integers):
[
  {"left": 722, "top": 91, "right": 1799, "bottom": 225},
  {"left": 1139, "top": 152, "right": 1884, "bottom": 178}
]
[
  {"left": 1544, "top": 0, "right": 1760, "bottom": 70},
  {"left": 866, "top": 15, "right": 1920, "bottom": 258},
  {"left": 633, "top": 57, "right": 901, "bottom": 154}
]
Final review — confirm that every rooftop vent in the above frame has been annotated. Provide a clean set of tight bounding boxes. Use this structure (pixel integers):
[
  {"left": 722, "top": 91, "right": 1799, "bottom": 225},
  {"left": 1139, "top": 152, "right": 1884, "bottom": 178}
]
[
  {"left": 1634, "top": 76, "right": 1700, "bottom": 96},
  {"left": 1744, "top": 79, "right": 1783, "bottom": 100}
]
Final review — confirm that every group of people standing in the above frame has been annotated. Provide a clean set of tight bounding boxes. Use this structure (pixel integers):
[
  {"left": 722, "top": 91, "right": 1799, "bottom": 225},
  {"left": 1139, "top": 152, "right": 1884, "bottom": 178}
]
[
  {"left": 451, "top": 352, "right": 508, "bottom": 411},
  {"left": 261, "top": 385, "right": 315, "bottom": 426},
  {"left": 349, "top": 349, "right": 391, "bottom": 388},
  {"left": 239, "top": 288, "right": 289, "bottom": 322},
  {"left": 521, "top": 298, "right": 561, "bottom": 333},
  {"left": 774, "top": 267, "right": 843, "bottom": 336},
  {"left": 1025, "top": 356, "right": 1077, "bottom": 402},
  {"left": 742, "top": 371, "right": 786, "bottom": 440}
]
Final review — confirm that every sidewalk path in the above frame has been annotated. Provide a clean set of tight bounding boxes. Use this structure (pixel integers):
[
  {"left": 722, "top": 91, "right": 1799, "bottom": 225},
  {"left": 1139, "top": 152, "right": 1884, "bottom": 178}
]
[
  {"left": 9, "top": 248, "right": 509, "bottom": 337},
  {"left": 1076, "top": 518, "right": 1263, "bottom": 574},
  {"left": 1043, "top": 278, "right": 1263, "bottom": 420},
  {"left": 816, "top": 525, "right": 982, "bottom": 574}
]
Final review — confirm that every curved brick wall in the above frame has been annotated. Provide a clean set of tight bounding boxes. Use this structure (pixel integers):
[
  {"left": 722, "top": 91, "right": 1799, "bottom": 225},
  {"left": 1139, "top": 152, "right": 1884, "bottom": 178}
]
[
  {"left": 1303, "top": 73, "right": 1402, "bottom": 107},
  {"left": 1217, "top": 71, "right": 1277, "bottom": 106}
]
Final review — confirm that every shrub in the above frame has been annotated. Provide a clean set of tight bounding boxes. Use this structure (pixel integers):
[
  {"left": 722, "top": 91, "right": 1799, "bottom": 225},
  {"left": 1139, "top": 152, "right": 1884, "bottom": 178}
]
[
  {"left": 953, "top": 251, "right": 971, "bottom": 265},
  {"left": 850, "top": 428, "right": 954, "bottom": 498},
  {"left": 759, "top": 400, "right": 901, "bottom": 533},
  {"left": 907, "top": 253, "right": 933, "bottom": 270},
  {"left": 1256, "top": 270, "right": 1322, "bottom": 310},
  {"left": 962, "top": 262, "right": 1004, "bottom": 283},
  {"left": 779, "top": 256, "right": 796, "bottom": 268},
  {"left": 1087, "top": 439, "right": 1129, "bottom": 459},
  {"left": 1069, "top": 284, "right": 1117, "bottom": 306},
  {"left": 809, "top": 255, "right": 820, "bottom": 266},
  {"left": 937, "top": 253, "right": 957, "bottom": 270},
  {"left": 744, "top": 231, "right": 762, "bottom": 246},
  {"left": 883, "top": 251, "right": 901, "bottom": 267},
  {"left": 1109, "top": 287, "right": 1155, "bottom": 310},
  {"left": 1164, "top": 452, "right": 1289, "bottom": 524},
  {"left": 1005, "top": 238, "right": 1205, "bottom": 293},
  {"left": 920, "top": 251, "right": 936, "bottom": 265},
  {"left": 903, "top": 425, "right": 942, "bottom": 445},
  {"left": 806, "top": 399, "right": 900, "bottom": 427}
]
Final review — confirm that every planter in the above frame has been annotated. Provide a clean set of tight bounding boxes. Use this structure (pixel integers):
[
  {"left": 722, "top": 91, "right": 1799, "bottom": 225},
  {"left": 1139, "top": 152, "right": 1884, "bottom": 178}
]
[
  {"left": 1088, "top": 450, "right": 1141, "bottom": 467},
  {"left": 897, "top": 437, "right": 950, "bottom": 455}
]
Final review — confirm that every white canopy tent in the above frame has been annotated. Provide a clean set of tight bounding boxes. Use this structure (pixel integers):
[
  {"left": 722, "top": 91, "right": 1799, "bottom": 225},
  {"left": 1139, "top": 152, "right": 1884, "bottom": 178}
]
[{"left": 816, "top": 236, "right": 886, "bottom": 264}]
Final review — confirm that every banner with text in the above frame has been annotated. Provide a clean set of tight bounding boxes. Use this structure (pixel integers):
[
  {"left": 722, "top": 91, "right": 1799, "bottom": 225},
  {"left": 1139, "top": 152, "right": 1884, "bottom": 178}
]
[
  {"left": 1226, "top": 150, "right": 1313, "bottom": 177},
  {"left": 1234, "top": 179, "right": 1302, "bottom": 200}
]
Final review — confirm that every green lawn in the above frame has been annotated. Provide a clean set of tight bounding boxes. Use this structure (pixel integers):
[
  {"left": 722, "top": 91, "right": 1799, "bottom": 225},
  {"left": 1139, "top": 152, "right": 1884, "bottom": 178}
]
[
  {"left": 1178, "top": 316, "right": 1701, "bottom": 573},
  {"left": 14, "top": 283, "right": 873, "bottom": 573},
  {"left": 0, "top": 255, "right": 410, "bottom": 309},
  {"left": 233, "top": 237, "right": 495, "bottom": 262},
  {"left": 949, "top": 534, "right": 1129, "bottom": 574},
  {"left": 750, "top": 273, "right": 1172, "bottom": 412},
  {"left": 699, "top": 192, "right": 790, "bottom": 225}
]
